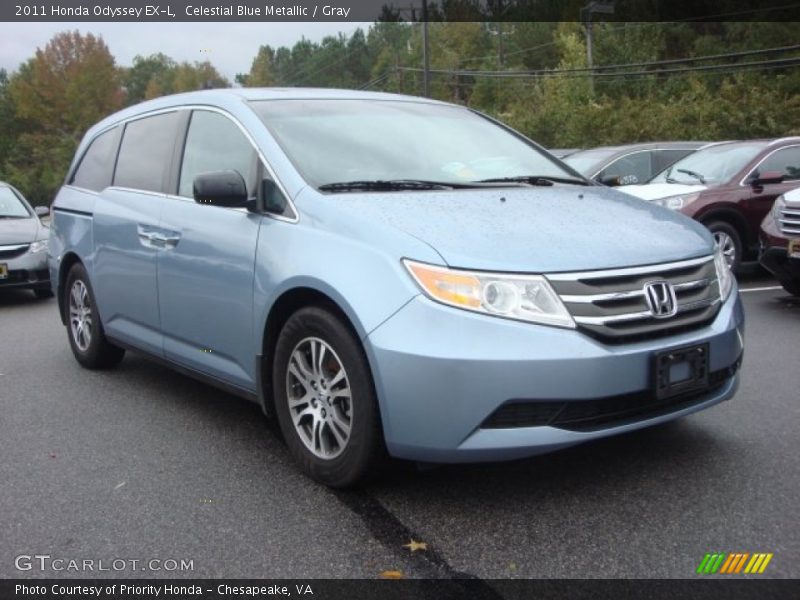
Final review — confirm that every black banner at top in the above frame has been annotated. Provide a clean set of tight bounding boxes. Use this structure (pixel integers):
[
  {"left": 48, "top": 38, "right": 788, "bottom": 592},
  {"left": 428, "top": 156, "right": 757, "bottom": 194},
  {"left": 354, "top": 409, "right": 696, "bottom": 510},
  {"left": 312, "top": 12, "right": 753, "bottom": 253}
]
[{"left": 1, "top": 0, "right": 799, "bottom": 23}]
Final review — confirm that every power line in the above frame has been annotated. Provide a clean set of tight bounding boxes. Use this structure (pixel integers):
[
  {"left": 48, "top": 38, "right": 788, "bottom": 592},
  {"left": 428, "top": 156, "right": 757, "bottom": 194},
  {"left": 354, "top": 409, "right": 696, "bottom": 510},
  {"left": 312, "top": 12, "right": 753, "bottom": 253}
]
[
  {"left": 396, "top": 45, "right": 800, "bottom": 78},
  {"left": 500, "top": 60, "right": 800, "bottom": 86},
  {"left": 359, "top": 70, "right": 393, "bottom": 90}
]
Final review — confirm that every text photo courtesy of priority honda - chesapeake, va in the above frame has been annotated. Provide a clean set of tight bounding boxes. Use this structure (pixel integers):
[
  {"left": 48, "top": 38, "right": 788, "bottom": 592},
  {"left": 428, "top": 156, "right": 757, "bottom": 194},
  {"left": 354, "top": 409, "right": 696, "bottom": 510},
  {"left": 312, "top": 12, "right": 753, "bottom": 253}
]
[{"left": 0, "top": 1, "right": 798, "bottom": 599}]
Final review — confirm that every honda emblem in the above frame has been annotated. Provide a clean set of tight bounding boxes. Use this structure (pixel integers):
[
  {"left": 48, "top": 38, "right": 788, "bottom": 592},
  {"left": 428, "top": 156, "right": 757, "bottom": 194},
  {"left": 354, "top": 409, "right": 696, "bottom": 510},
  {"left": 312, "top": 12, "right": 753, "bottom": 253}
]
[{"left": 644, "top": 280, "right": 677, "bottom": 318}]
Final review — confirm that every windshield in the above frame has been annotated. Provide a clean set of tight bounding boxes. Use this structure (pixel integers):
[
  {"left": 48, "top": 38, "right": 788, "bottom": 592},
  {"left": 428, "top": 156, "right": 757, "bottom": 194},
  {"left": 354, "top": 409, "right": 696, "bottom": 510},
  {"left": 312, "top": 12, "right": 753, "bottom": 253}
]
[
  {"left": 250, "top": 99, "right": 580, "bottom": 189},
  {"left": 0, "top": 186, "right": 31, "bottom": 218},
  {"left": 650, "top": 142, "right": 766, "bottom": 185},
  {"left": 563, "top": 148, "right": 621, "bottom": 176}
]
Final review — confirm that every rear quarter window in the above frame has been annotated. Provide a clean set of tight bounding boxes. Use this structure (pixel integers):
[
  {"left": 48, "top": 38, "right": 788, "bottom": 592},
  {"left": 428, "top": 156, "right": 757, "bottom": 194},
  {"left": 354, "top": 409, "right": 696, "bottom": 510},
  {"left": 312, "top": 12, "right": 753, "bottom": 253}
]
[{"left": 70, "top": 127, "right": 120, "bottom": 192}]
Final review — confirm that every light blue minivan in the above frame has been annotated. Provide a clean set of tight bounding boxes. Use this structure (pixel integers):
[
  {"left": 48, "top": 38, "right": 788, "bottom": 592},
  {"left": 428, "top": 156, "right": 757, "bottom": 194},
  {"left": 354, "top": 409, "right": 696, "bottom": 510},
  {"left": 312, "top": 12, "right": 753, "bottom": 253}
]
[{"left": 49, "top": 89, "right": 744, "bottom": 486}]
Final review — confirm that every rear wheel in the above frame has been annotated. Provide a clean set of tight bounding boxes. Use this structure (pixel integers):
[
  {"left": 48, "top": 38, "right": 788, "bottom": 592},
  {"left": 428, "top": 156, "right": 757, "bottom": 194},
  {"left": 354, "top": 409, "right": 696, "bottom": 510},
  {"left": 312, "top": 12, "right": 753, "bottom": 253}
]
[
  {"left": 64, "top": 263, "right": 125, "bottom": 369},
  {"left": 779, "top": 278, "right": 800, "bottom": 297},
  {"left": 706, "top": 221, "right": 743, "bottom": 274},
  {"left": 272, "top": 306, "right": 385, "bottom": 487}
]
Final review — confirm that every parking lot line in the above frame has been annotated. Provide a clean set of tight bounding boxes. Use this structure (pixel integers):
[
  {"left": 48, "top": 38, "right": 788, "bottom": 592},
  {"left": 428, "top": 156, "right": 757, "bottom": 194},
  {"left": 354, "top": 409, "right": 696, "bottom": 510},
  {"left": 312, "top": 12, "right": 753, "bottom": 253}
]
[{"left": 739, "top": 286, "right": 782, "bottom": 293}]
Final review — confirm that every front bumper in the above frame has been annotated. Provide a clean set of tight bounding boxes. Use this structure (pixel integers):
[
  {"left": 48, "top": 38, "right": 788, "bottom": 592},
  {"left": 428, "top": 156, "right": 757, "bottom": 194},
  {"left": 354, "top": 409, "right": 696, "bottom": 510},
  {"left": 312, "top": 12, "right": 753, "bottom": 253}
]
[
  {"left": 0, "top": 248, "right": 50, "bottom": 291},
  {"left": 366, "top": 287, "right": 744, "bottom": 462},
  {"left": 759, "top": 219, "right": 800, "bottom": 281}
]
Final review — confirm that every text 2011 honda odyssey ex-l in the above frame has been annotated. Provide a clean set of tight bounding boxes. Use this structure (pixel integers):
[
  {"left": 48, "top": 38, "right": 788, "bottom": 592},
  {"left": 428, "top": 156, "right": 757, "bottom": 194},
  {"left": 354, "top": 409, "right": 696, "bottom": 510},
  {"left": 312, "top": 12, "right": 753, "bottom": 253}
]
[{"left": 49, "top": 89, "right": 744, "bottom": 486}]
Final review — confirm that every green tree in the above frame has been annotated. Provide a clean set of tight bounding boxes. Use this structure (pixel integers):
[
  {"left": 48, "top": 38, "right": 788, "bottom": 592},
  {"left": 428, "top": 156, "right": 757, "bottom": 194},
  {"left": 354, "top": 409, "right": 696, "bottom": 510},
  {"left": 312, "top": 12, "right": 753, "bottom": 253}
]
[
  {"left": 122, "top": 53, "right": 176, "bottom": 105},
  {"left": 237, "top": 45, "right": 277, "bottom": 87},
  {"left": 0, "top": 69, "right": 18, "bottom": 179},
  {"left": 6, "top": 31, "right": 122, "bottom": 204}
]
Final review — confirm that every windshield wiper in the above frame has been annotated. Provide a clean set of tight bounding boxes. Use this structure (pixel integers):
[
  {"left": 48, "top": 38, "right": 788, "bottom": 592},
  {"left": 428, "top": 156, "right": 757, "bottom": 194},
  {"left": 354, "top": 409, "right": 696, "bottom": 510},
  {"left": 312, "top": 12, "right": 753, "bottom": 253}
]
[
  {"left": 475, "top": 175, "right": 589, "bottom": 186},
  {"left": 318, "top": 179, "right": 468, "bottom": 192},
  {"left": 676, "top": 168, "right": 706, "bottom": 184}
]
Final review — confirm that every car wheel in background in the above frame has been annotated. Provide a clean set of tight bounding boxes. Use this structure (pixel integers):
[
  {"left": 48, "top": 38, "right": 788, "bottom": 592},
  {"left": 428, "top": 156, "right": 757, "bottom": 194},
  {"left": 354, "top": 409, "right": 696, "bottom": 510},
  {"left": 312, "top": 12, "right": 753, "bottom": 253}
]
[
  {"left": 272, "top": 306, "right": 386, "bottom": 487},
  {"left": 64, "top": 263, "right": 125, "bottom": 369},
  {"left": 707, "top": 221, "right": 742, "bottom": 274},
  {"left": 779, "top": 278, "right": 800, "bottom": 297}
]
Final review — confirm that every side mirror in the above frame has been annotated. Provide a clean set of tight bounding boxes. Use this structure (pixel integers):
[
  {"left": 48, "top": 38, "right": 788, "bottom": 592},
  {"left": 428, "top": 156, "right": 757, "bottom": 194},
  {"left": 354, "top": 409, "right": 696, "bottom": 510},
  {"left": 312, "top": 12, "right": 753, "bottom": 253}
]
[
  {"left": 751, "top": 170, "right": 784, "bottom": 186},
  {"left": 193, "top": 170, "right": 247, "bottom": 207},
  {"left": 598, "top": 175, "right": 621, "bottom": 187},
  {"left": 34, "top": 206, "right": 50, "bottom": 217}
]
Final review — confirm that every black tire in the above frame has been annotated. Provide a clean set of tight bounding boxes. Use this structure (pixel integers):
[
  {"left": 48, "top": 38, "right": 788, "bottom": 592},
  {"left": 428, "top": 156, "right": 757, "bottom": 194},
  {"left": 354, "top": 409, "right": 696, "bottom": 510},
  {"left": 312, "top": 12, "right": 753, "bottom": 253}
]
[
  {"left": 34, "top": 287, "right": 55, "bottom": 299},
  {"left": 64, "top": 263, "right": 125, "bottom": 369},
  {"left": 272, "top": 306, "right": 386, "bottom": 487},
  {"left": 706, "top": 221, "right": 743, "bottom": 274},
  {"left": 779, "top": 278, "right": 800, "bottom": 297}
]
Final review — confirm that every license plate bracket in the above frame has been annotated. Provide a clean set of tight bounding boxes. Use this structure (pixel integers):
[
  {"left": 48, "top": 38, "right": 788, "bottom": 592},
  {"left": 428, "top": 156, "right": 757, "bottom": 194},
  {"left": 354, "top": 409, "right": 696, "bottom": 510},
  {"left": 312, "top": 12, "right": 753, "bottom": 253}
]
[
  {"left": 788, "top": 239, "right": 800, "bottom": 260},
  {"left": 654, "top": 343, "right": 709, "bottom": 400}
]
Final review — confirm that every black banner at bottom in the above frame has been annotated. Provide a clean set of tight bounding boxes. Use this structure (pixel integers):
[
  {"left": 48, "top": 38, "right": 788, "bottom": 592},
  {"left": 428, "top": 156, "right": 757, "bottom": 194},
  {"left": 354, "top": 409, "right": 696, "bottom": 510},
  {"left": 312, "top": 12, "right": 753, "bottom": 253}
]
[{"left": 2, "top": 579, "right": 798, "bottom": 600}]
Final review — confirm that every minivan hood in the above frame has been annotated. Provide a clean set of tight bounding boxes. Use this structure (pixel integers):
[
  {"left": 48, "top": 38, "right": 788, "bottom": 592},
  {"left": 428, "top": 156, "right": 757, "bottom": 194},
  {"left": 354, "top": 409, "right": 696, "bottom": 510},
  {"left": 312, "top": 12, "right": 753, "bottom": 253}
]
[
  {"left": 618, "top": 183, "right": 708, "bottom": 201},
  {"left": 0, "top": 217, "right": 39, "bottom": 245},
  {"left": 306, "top": 185, "right": 713, "bottom": 272}
]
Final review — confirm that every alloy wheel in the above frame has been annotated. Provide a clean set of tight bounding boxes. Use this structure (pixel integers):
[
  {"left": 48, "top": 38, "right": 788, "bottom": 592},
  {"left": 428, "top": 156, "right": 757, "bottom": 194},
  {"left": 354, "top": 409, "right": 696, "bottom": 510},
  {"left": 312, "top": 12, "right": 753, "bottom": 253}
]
[
  {"left": 713, "top": 231, "right": 736, "bottom": 269},
  {"left": 69, "top": 280, "right": 93, "bottom": 352},
  {"left": 285, "top": 337, "right": 353, "bottom": 460}
]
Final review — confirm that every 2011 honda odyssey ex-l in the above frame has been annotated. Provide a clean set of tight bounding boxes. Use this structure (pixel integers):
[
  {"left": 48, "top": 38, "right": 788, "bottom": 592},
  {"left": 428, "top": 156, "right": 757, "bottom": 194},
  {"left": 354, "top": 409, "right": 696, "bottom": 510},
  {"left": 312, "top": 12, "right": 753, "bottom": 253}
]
[{"left": 49, "top": 89, "right": 744, "bottom": 487}]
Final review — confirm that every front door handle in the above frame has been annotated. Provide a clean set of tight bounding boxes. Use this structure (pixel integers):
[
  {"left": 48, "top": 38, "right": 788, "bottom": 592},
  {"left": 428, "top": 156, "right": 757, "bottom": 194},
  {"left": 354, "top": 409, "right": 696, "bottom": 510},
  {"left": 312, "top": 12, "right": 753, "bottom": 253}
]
[
  {"left": 152, "top": 233, "right": 181, "bottom": 248},
  {"left": 136, "top": 225, "right": 180, "bottom": 249}
]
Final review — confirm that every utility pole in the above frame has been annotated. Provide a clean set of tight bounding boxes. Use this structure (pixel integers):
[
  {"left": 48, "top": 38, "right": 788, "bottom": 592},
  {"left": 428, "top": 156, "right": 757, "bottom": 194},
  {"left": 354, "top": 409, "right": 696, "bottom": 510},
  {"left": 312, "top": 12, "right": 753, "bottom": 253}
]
[
  {"left": 581, "top": 1, "right": 615, "bottom": 94},
  {"left": 422, "top": 0, "right": 430, "bottom": 97}
]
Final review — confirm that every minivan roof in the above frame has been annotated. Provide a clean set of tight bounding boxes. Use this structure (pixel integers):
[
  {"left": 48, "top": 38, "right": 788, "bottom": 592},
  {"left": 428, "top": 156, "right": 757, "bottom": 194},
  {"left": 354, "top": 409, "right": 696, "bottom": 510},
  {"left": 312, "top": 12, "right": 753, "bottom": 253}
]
[{"left": 87, "top": 87, "right": 451, "bottom": 136}]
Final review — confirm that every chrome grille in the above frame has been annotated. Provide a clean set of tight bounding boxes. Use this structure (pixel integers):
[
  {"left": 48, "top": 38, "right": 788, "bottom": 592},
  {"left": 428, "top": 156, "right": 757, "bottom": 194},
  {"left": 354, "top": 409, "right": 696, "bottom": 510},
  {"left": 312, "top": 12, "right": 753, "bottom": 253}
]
[
  {"left": 0, "top": 243, "right": 30, "bottom": 259},
  {"left": 779, "top": 205, "right": 800, "bottom": 236},
  {"left": 547, "top": 256, "right": 721, "bottom": 342}
]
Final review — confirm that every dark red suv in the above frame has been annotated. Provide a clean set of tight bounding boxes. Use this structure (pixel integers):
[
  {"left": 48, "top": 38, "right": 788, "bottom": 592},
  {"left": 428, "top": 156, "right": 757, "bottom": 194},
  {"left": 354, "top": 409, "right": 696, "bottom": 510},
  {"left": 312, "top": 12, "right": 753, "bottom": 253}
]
[{"left": 619, "top": 138, "right": 800, "bottom": 272}]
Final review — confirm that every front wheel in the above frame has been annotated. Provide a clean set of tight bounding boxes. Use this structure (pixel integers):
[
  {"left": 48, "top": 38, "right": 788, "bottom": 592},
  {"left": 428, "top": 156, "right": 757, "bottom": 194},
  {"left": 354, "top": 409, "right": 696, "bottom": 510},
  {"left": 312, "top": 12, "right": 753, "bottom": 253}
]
[
  {"left": 272, "top": 306, "right": 385, "bottom": 487},
  {"left": 64, "top": 263, "right": 125, "bottom": 369},
  {"left": 706, "top": 221, "right": 743, "bottom": 274}
]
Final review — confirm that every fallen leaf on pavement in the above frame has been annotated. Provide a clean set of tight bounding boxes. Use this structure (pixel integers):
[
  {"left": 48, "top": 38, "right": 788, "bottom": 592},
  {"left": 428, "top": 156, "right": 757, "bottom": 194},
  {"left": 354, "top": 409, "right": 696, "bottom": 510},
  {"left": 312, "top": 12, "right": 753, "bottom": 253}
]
[
  {"left": 403, "top": 539, "right": 427, "bottom": 552},
  {"left": 379, "top": 570, "right": 403, "bottom": 579}
]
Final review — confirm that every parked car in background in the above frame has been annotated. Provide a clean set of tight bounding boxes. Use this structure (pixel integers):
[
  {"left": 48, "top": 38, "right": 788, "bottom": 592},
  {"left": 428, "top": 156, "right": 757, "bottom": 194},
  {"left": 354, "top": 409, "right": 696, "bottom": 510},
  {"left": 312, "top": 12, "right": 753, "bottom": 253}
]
[
  {"left": 618, "top": 137, "right": 800, "bottom": 273},
  {"left": 563, "top": 142, "right": 708, "bottom": 186},
  {"left": 0, "top": 182, "right": 52, "bottom": 298},
  {"left": 49, "top": 89, "right": 742, "bottom": 487},
  {"left": 760, "top": 188, "right": 800, "bottom": 296}
]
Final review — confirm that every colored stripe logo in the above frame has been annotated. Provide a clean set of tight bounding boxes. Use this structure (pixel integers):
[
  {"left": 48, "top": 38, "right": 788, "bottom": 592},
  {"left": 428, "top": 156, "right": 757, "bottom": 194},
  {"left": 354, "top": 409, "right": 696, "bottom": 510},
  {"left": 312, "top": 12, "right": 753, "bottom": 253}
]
[{"left": 696, "top": 552, "right": 773, "bottom": 574}]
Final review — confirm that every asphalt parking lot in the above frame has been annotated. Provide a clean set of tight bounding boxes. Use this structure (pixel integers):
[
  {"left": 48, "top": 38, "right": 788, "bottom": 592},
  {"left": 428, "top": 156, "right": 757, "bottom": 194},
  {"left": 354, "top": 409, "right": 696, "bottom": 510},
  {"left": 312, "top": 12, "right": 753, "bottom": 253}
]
[{"left": 0, "top": 271, "right": 798, "bottom": 581}]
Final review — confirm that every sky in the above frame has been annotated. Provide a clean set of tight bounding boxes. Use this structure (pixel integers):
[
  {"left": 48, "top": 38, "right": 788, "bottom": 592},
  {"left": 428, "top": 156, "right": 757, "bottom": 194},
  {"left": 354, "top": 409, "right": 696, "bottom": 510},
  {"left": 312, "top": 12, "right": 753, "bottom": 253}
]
[{"left": 0, "top": 22, "right": 368, "bottom": 81}]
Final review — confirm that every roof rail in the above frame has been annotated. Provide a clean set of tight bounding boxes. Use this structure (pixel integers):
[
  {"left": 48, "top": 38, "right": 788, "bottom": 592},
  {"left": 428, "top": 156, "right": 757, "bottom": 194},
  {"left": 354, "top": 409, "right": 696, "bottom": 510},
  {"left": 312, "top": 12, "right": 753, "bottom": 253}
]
[{"left": 768, "top": 136, "right": 800, "bottom": 146}]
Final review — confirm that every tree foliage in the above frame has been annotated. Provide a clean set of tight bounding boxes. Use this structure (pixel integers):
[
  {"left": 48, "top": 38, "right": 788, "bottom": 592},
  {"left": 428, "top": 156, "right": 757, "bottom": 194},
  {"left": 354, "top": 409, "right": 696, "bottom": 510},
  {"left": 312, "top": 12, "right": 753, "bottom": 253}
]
[
  {"left": 1, "top": 23, "right": 799, "bottom": 206},
  {"left": 5, "top": 31, "right": 122, "bottom": 204}
]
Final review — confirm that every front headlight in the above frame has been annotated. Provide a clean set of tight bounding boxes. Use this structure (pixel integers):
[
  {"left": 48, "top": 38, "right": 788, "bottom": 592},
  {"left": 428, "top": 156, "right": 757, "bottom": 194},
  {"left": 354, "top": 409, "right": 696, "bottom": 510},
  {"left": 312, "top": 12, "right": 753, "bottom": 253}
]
[
  {"left": 714, "top": 244, "right": 733, "bottom": 302},
  {"left": 28, "top": 239, "right": 48, "bottom": 254},
  {"left": 771, "top": 194, "right": 786, "bottom": 221},
  {"left": 652, "top": 192, "right": 700, "bottom": 210},
  {"left": 403, "top": 260, "right": 576, "bottom": 328}
]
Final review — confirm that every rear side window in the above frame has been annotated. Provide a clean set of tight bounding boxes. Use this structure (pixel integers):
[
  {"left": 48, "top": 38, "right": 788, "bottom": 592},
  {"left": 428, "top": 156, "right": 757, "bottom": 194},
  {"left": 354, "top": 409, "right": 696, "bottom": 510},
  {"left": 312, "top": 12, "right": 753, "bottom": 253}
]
[
  {"left": 598, "top": 151, "right": 652, "bottom": 185},
  {"left": 758, "top": 146, "right": 800, "bottom": 181},
  {"left": 178, "top": 110, "right": 257, "bottom": 198},
  {"left": 71, "top": 127, "right": 119, "bottom": 192},
  {"left": 114, "top": 112, "right": 180, "bottom": 193},
  {"left": 653, "top": 149, "right": 692, "bottom": 175}
]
